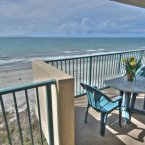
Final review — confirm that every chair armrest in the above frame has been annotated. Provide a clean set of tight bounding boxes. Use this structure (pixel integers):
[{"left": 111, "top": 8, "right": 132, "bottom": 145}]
[
  {"left": 92, "top": 86, "right": 97, "bottom": 89},
  {"left": 111, "top": 96, "right": 122, "bottom": 103}
]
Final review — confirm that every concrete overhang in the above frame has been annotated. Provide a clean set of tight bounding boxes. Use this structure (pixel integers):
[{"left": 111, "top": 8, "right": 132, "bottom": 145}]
[{"left": 111, "top": 0, "right": 145, "bottom": 8}]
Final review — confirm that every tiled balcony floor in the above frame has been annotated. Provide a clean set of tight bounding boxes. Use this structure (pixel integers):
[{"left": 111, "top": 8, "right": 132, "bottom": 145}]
[{"left": 75, "top": 88, "right": 145, "bottom": 145}]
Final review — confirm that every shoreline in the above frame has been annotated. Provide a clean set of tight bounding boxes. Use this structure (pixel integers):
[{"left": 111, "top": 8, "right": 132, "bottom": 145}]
[
  {"left": 0, "top": 62, "right": 32, "bottom": 73},
  {"left": 0, "top": 48, "right": 144, "bottom": 69}
]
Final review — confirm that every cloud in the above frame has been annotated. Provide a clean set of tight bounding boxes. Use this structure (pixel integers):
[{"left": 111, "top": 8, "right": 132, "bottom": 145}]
[
  {"left": 0, "top": 0, "right": 145, "bottom": 36},
  {"left": 57, "top": 17, "right": 90, "bottom": 34}
]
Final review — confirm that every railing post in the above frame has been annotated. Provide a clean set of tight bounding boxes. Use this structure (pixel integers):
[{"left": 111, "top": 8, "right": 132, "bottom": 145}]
[
  {"left": 141, "top": 50, "right": 145, "bottom": 65},
  {"left": 46, "top": 85, "right": 54, "bottom": 145},
  {"left": 89, "top": 56, "right": 92, "bottom": 85},
  {"left": 117, "top": 53, "right": 122, "bottom": 74},
  {"left": 0, "top": 96, "right": 12, "bottom": 145}
]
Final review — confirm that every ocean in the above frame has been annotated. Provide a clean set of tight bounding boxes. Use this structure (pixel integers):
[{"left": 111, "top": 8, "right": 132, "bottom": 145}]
[{"left": 0, "top": 37, "right": 145, "bottom": 71}]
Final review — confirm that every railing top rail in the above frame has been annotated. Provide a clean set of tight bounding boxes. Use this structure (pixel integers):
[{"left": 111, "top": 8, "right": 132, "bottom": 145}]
[
  {"left": 45, "top": 49, "right": 145, "bottom": 62},
  {"left": 0, "top": 79, "right": 56, "bottom": 95}
]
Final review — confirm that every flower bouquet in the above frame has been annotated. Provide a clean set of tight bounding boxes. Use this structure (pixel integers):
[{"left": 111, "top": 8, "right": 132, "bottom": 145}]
[{"left": 122, "top": 56, "right": 142, "bottom": 81}]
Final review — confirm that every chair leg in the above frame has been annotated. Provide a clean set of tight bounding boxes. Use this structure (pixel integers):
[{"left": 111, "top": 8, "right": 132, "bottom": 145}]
[
  {"left": 100, "top": 112, "right": 107, "bottom": 136},
  {"left": 119, "top": 106, "right": 122, "bottom": 127},
  {"left": 119, "top": 100, "right": 122, "bottom": 127},
  {"left": 84, "top": 104, "right": 89, "bottom": 123},
  {"left": 143, "top": 95, "right": 145, "bottom": 110},
  {"left": 130, "top": 93, "right": 137, "bottom": 110}
]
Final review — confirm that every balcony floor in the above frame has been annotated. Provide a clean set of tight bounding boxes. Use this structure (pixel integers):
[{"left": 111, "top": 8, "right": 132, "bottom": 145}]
[{"left": 75, "top": 88, "right": 145, "bottom": 145}]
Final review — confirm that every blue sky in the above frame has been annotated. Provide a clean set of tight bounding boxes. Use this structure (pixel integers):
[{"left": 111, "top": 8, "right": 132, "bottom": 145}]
[{"left": 0, "top": 0, "right": 145, "bottom": 37}]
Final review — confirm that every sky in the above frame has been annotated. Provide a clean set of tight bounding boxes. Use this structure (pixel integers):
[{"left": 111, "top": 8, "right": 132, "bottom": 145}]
[{"left": 0, "top": 0, "right": 145, "bottom": 37}]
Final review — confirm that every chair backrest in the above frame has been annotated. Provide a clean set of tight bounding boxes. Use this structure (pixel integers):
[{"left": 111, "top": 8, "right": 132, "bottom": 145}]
[
  {"left": 80, "top": 83, "right": 110, "bottom": 110},
  {"left": 136, "top": 66, "right": 145, "bottom": 77}
]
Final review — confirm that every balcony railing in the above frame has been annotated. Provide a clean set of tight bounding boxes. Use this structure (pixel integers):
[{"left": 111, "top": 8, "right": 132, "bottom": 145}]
[
  {"left": 0, "top": 49, "right": 145, "bottom": 145},
  {"left": 0, "top": 80, "right": 56, "bottom": 145},
  {"left": 45, "top": 49, "right": 145, "bottom": 96}
]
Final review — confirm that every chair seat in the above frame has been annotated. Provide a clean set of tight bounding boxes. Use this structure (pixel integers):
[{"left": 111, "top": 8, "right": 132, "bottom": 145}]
[
  {"left": 91, "top": 96, "right": 119, "bottom": 113},
  {"left": 99, "top": 96, "right": 120, "bottom": 113}
]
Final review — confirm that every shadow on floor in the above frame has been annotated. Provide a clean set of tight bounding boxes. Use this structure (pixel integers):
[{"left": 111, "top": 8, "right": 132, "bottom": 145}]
[
  {"left": 75, "top": 107, "right": 125, "bottom": 145},
  {"left": 75, "top": 94, "right": 145, "bottom": 145}
]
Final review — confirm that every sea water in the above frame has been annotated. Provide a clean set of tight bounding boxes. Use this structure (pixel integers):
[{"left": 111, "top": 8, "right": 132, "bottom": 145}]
[{"left": 0, "top": 37, "right": 145, "bottom": 71}]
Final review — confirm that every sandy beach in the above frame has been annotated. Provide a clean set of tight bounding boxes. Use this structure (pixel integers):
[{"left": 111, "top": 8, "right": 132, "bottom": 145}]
[
  {"left": 0, "top": 63, "right": 44, "bottom": 144},
  {"left": 0, "top": 67, "right": 33, "bottom": 88},
  {"left": 0, "top": 63, "right": 34, "bottom": 111}
]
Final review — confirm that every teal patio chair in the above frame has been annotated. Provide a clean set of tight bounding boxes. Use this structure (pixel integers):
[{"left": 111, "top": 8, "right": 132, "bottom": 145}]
[{"left": 80, "top": 83, "right": 123, "bottom": 136}]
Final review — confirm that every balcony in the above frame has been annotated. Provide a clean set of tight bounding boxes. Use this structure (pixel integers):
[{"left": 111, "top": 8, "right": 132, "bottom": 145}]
[
  {"left": 75, "top": 89, "right": 145, "bottom": 145},
  {"left": 0, "top": 49, "right": 145, "bottom": 145}
]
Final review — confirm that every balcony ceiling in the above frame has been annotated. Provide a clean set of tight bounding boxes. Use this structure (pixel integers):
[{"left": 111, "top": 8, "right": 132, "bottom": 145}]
[{"left": 111, "top": 0, "right": 145, "bottom": 8}]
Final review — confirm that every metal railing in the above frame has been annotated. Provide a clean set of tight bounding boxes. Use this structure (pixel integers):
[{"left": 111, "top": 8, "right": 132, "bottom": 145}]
[
  {"left": 0, "top": 49, "right": 145, "bottom": 145},
  {"left": 46, "top": 49, "right": 145, "bottom": 96},
  {"left": 0, "top": 80, "right": 56, "bottom": 145}
]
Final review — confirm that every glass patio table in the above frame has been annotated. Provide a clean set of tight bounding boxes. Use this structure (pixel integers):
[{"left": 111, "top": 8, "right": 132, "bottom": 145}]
[{"left": 104, "top": 75, "right": 145, "bottom": 124}]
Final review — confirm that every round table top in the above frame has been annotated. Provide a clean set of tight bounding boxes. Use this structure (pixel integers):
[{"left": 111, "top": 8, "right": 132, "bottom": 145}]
[{"left": 104, "top": 75, "right": 145, "bottom": 93}]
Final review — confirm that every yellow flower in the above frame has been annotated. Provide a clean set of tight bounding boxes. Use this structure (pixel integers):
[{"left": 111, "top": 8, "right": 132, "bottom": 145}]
[
  {"left": 122, "top": 58, "right": 127, "bottom": 63},
  {"left": 130, "top": 61, "right": 136, "bottom": 66},
  {"left": 130, "top": 56, "right": 135, "bottom": 62}
]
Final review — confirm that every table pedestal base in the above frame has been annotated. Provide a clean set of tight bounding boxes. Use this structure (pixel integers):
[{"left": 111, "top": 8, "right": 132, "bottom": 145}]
[
  {"left": 120, "top": 91, "right": 145, "bottom": 124},
  {"left": 122, "top": 92, "right": 131, "bottom": 124}
]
